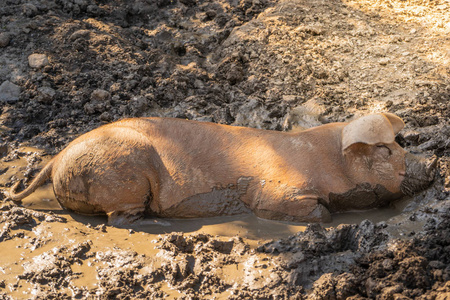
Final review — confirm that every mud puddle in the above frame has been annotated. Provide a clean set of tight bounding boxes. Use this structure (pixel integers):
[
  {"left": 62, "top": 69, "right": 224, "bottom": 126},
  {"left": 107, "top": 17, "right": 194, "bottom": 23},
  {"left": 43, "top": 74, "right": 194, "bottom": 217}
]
[
  {"left": 1, "top": 149, "right": 441, "bottom": 299},
  {"left": 17, "top": 177, "right": 417, "bottom": 241}
]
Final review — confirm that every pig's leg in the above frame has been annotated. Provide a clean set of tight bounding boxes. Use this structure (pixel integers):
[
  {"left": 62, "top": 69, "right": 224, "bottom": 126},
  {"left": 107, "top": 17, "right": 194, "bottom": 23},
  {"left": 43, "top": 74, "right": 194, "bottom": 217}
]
[
  {"left": 52, "top": 144, "right": 155, "bottom": 226},
  {"left": 53, "top": 163, "right": 153, "bottom": 226},
  {"left": 253, "top": 194, "right": 332, "bottom": 223}
]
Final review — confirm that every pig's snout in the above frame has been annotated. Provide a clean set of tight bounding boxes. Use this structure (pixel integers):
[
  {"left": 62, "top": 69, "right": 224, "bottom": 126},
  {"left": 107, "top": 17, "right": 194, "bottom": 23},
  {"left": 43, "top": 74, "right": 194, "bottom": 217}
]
[{"left": 400, "top": 153, "right": 437, "bottom": 196}]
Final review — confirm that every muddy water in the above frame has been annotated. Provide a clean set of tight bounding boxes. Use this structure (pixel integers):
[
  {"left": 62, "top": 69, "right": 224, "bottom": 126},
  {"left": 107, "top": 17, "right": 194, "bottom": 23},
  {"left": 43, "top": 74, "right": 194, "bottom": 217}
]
[
  {"left": 18, "top": 183, "right": 411, "bottom": 240},
  {"left": 0, "top": 149, "right": 426, "bottom": 298}
]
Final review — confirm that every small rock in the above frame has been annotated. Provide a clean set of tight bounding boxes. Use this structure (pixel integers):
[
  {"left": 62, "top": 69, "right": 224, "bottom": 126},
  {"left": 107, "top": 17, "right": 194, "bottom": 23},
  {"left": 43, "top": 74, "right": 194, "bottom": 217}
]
[
  {"left": 87, "top": 4, "right": 101, "bottom": 15},
  {"left": 0, "top": 33, "right": 11, "bottom": 48},
  {"left": 415, "top": 80, "right": 434, "bottom": 87},
  {"left": 91, "top": 89, "right": 110, "bottom": 101},
  {"left": 428, "top": 260, "right": 445, "bottom": 269},
  {"left": 37, "top": 86, "right": 56, "bottom": 103},
  {"left": 392, "top": 293, "right": 412, "bottom": 300},
  {"left": 379, "top": 58, "right": 390, "bottom": 65},
  {"left": 22, "top": 3, "right": 38, "bottom": 17},
  {"left": 206, "top": 10, "right": 217, "bottom": 20},
  {"left": 70, "top": 30, "right": 91, "bottom": 41},
  {"left": 418, "top": 115, "right": 439, "bottom": 127},
  {"left": 382, "top": 258, "right": 394, "bottom": 271},
  {"left": 131, "top": 96, "right": 150, "bottom": 112},
  {"left": 0, "top": 81, "right": 21, "bottom": 102},
  {"left": 110, "top": 83, "right": 121, "bottom": 93},
  {"left": 226, "top": 63, "right": 244, "bottom": 85},
  {"left": 28, "top": 54, "right": 49, "bottom": 69},
  {"left": 201, "top": 10, "right": 217, "bottom": 22},
  {"left": 99, "top": 112, "right": 112, "bottom": 122},
  {"left": 402, "top": 130, "right": 420, "bottom": 145},
  {"left": 84, "top": 103, "right": 96, "bottom": 114}
]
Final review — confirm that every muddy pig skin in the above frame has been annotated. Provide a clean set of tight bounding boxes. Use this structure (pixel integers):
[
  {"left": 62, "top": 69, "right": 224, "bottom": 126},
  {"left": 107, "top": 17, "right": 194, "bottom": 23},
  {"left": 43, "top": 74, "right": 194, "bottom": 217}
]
[{"left": 8, "top": 113, "right": 436, "bottom": 225}]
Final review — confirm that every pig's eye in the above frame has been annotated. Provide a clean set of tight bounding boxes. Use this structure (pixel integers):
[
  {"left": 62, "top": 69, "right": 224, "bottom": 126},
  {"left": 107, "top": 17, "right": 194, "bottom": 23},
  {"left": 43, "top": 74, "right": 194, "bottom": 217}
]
[{"left": 376, "top": 145, "right": 392, "bottom": 157}]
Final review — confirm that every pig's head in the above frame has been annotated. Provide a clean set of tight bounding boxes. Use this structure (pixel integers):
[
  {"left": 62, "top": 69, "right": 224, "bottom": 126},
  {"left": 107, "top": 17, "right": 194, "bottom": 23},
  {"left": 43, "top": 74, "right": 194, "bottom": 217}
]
[{"left": 330, "top": 113, "right": 436, "bottom": 211}]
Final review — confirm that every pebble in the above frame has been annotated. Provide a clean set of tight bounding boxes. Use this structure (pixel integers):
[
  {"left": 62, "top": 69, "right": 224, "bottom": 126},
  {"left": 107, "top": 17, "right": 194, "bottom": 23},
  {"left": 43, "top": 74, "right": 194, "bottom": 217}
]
[
  {"left": 0, "top": 33, "right": 11, "bottom": 48},
  {"left": 402, "top": 130, "right": 420, "bottom": 145},
  {"left": 379, "top": 58, "right": 390, "bottom": 65},
  {"left": 99, "top": 112, "right": 112, "bottom": 122},
  {"left": 70, "top": 30, "right": 91, "bottom": 41},
  {"left": 22, "top": 3, "right": 38, "bottom": 17},
  {"left": 38, "top": 86, "right": 56, "bottom": 103},
  {"left": 0, "top": 81, "right": 21, "bottom": 102},
  {"left": 91, "top": 89, "right": 110, "bottom": 101},
  {"left": 28, "top": 54, "right": 49, "bottom": 69}
]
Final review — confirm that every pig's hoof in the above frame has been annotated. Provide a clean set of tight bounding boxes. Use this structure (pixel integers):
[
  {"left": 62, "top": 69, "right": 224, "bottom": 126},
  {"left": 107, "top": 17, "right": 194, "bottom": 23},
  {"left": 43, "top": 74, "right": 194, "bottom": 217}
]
[{"left": 107, "top": 211, "right": 144, "bottom": 227}]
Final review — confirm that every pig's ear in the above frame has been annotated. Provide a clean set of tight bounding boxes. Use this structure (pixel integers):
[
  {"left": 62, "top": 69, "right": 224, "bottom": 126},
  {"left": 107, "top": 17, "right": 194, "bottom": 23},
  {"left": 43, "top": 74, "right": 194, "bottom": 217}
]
[
  {"left": 342, "top": 113, "right": 404, "bottom": 150},
  {"left": 381, "top": 112, "right": 404, "bottom": 135}
]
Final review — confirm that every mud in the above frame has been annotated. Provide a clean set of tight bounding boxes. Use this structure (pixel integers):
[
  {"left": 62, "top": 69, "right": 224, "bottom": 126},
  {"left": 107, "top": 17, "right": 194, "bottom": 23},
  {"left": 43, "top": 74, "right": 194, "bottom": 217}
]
[{"left": 1, "top": 0, "right": 450, "bottom": 298}]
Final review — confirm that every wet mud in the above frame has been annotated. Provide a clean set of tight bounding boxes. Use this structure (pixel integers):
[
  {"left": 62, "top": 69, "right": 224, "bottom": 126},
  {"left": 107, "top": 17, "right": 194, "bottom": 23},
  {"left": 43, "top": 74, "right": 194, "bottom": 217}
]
[{"left": 1, "top": 0, "right": 450, "bottom": 298}]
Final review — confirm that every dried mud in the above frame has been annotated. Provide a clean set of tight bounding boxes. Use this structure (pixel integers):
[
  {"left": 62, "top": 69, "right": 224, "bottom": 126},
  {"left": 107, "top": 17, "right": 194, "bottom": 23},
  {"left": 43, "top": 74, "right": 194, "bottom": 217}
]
[{"left": 0, "top": 0, "right": 450, "bottom": 298}]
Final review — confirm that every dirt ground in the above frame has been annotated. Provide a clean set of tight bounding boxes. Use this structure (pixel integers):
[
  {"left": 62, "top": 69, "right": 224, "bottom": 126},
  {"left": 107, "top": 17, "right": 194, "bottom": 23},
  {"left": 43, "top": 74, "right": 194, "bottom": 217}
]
[{"left": 0, "top": 0, "right": 450, "bottom": 298}]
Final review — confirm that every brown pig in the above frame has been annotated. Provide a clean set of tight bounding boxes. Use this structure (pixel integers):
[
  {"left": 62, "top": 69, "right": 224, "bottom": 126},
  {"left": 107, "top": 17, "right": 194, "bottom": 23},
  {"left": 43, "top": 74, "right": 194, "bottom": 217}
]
[{"left": 9, "top": 113, "right": 436, "bottom": 225}]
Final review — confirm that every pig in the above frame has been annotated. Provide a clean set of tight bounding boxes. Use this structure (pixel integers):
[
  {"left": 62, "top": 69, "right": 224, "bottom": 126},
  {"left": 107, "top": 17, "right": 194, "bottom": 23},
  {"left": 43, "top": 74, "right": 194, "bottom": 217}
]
[{"left": 8, "top": 113, "right": 436, "bottom": 225}]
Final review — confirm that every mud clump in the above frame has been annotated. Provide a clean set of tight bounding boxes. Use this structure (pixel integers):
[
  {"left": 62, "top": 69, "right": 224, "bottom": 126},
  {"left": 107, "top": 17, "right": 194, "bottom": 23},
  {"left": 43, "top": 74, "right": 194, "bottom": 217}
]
[
  {"left": 0, "top": 203, "right": 65, "bottom": 242},
  {"left": 258, "top": 221, "right": 390, "bottom": 289},
  {"left": 154, "top": 233, "right": 304, "bottom": 299},
  {"left": 19, "top": 242, "right": 91, "bottom": 296},
  {"left": 303, "top": 204, "right": 450, "bottom": 299},
  {"left": 347, "top": 207, "right": 450, "bottom": 299},
  {"left": 253, "top": 203, "right": 450, "bottom": 299}
]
